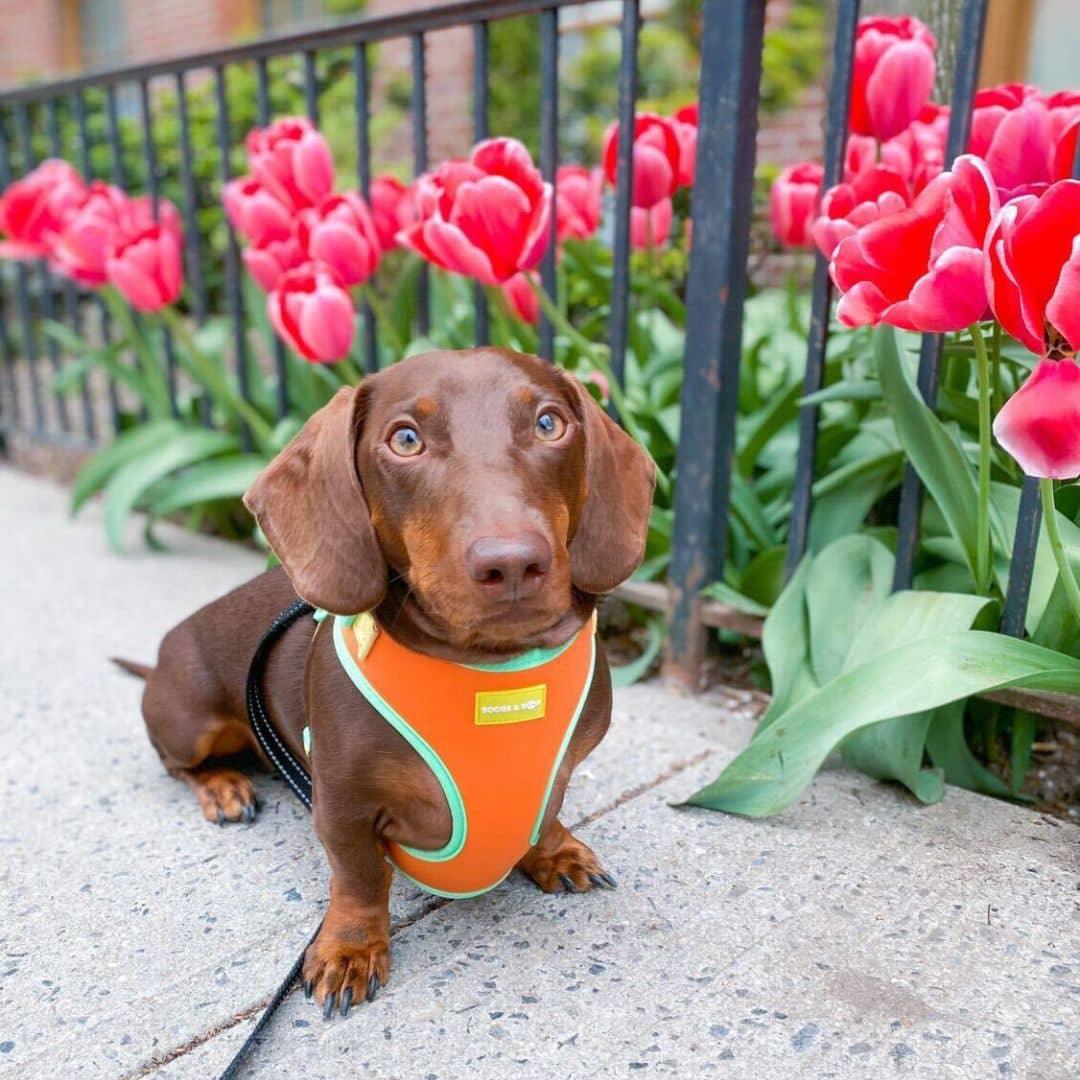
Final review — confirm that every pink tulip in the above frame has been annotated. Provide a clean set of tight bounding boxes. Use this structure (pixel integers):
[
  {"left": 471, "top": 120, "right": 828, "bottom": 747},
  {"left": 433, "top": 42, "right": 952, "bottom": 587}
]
[
  {"left": 297, "top": 192, "right": 381, "bottom": 287},
  {"left": 243, "top": 235, "right": 306, "bottom": 292},
  {"left": 106, "top": 222, "right": 184, "bottom": 312},
  {"left": 555, "top": 165, "right": 603, "bottom": 243},
  {"left": 50, "top": 181, "right": 129, "bottom": 286},
  {"left": 831, "top": 154, "right": 997, "bottom": 332},
  {"left": 630, "top": 198, "right": 673, "bottom": 251},
  {"left": 0, "top": 159, "right": 86, "bottom": 259},
  {"left": 267, "top": 262, "right": 355, "bottom": 363},
  {"left": 770, "top": 161, "right": 824, "bottom": 248},
  {"left": 369, "top": 175, "right": 415, "bottom": 252},
  {"left": 880, "top": 104, "right": 950, "bottom": 193},
  {"left": 500, "top": 272, "right": 539, "bottom": 325},
  {"left": 968, "top": 84, "right": 1080, "bottom": 198},
  {"left": 223, "top": 176, "right": 293, "bottom": 247},
  {"left": 398, "top": 137, "right": 552, "bottom": 286},
  {"left": 602, "top": 113, "right": 682, "bottom": 209},
  {"left": 812, "top": 165, "right": 910, "bottom": 259},
  {"left": 993, "top": 359, "right": 1080, "bottom": 479},
  {"left": 984, "top": 180, "right": 1080, "bottom": 357},
  {"left": 672, "top": 103, "right": 698, "bottom": 187},
  {"left": 245, "top": 117, "right": 334, "bottom": 210},
  {"left": 850, "top": 16, "right": 937, "bottom": 142}
]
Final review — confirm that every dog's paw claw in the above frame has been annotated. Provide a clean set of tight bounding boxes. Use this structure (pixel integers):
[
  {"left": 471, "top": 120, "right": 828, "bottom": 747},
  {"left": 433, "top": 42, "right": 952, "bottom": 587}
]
[
  {"left": 518, "top": 830, "right": 613, "bottom": 895},
  {"left": 303, "top": 933, "right": 389, "bottom": 1019}
]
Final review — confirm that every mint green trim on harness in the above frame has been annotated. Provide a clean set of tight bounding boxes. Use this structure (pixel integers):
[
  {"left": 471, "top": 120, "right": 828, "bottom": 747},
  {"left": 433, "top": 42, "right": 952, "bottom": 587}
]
[
  {"left": 530, "top": 632, "right": 596, "bottom": 845},
  {"left": 331, "top": 614, "right": 467, "bottom": 863}
]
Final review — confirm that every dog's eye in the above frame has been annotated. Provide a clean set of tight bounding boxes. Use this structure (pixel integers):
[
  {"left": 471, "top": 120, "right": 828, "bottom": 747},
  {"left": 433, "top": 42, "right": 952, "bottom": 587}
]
[
  {"left": 535, "top": 410, "right": 566, "bottom": 442},
  {"left": 388, "top": 426, "right": 424, "bottom": 457}
]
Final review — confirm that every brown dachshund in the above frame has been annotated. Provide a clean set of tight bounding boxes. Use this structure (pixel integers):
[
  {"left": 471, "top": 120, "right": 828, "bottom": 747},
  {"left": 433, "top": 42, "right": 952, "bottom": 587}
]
[{"left": 126, "top": 347, "right": 654, "bottom": 1014}]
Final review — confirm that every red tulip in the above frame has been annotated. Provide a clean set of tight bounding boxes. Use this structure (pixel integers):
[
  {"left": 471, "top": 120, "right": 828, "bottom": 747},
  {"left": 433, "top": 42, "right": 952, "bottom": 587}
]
[
  {"left": 832, "top": 154, "right": 997, "bottom": 332},
  {"left": 297, "top": 192, "right": 381, "bottom": 287},
  {"left": 50, "top": 181, "right": 129, "bottom": 285},
  {"left": 993, "top": 358, "right": 1080, "bottom": 479},
  {"left": 630, "top": 198, "right": 673, "bottom": 251},
  {"left": 500, "top": 272, "right": 539, "bottom": 324},
  {"left": 770, "top": 161, "right": 824, "bottom": 249},
  {"left": 602, "top": 113, "right": 682, "bottom": 209},
  {"left": 850, "top": 16, "right": 937, "bottom": 142},
  {"left": 243, "top": 235, "right": 306, "bottom": 292},
  {"left": 672, "top": 103, "right": 698, "bottom": 187},
  {"left": 106, "top": 222, "right": 184, "bottom": 312},
  {"left": 398, "top": 137, "right": 552, "bottom": 286},
  {"left": 246, "top": 117, "right": 334, "bottom": 210},
  {"left": 0, "top": 159, "right": 86, "bottom": 259},
  {"left": 555, "top": 165, "right": 603, "bottom": 243},
  {"left": 969, "top": 84, "right": 1080, "bottom": 198},
  {"left": 812, "top": 164, "right": 909, "bottom": 259},
  {"left": 369, "top": 175, "right": 415, "bottom": 252},
  {"left": 223, "top": 176, "right": 293, "bottom": 247},
  {"left": 267, "top": 262, "right": 355, "bottom": 363},
  {"left": 984, "top": 180, "right": 1080, "bottom": 357}
]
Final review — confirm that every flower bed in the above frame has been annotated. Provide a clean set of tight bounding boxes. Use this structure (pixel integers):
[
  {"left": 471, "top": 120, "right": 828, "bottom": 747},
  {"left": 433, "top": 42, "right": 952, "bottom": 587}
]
[{"left": 2, "top": 12, "right": 1078, "bottom": 821}]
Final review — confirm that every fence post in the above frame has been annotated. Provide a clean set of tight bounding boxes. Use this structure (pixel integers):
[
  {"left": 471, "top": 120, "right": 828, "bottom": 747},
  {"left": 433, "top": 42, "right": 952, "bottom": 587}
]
[{"left": 665, "top": 0, "right": 767, "bottom": 690}]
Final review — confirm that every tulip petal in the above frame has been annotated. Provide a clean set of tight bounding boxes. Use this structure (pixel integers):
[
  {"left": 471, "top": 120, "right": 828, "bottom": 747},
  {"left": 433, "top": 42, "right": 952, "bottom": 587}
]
[
  {"left": 1045, "top": 234, "right": 1080, "bottom": 354},
  {"left": 865, "top": 40, "right": 936, "bottom": 141},
  {"left": 835, "top": 280, "right": 891, "bottom": 327},
  {"left": 449, "top": 176, "right": 532, "bottom": 282},
  {"left": 419, "top": 218, "right": 498, "bottom": 285},
  {"left": 106, "top": 254, "right": 164, "bottom": 311},
  {"left": 993, "top": 359, "right": 1080, "bottom": 479},
  {"left": 884, "top": 245, "right": 988, "bottom": 332},
  {"left": 298, "top": 286, "right": 355, "bottom": 362}
]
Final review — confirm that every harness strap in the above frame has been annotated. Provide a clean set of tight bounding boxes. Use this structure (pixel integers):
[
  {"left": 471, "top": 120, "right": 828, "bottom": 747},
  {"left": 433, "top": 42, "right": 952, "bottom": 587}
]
[
  {"left": 245, "top": 597, "right": 315, "bottom": 809},
  {"left": 222, "top": 596, "right": 318, "bottom": 1079}
]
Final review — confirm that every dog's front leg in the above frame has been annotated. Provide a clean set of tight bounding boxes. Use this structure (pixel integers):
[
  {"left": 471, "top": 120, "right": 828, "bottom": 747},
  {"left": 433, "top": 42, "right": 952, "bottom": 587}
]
[{"left": 304, "top": 813, "right": 392, "bottom": 1018}]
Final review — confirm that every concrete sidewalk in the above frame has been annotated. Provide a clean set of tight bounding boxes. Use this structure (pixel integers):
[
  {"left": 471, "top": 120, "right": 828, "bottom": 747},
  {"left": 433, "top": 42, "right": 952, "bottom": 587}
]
[{"left": 1, "top": 463, "right": 1077, "bottom": 1080}]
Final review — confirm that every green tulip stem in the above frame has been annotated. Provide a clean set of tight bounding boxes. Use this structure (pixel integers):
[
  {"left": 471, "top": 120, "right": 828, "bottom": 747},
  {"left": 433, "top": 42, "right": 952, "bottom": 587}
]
[
  {"left": 159, "top": 306, "right": 275, "bottom": 450},
  {"left": 525, "top": 273, "right": 670, "bottom": 499},
  {"left": 969, "top": 322, "right": 993, "bottom": 594},
  {"left": 101, "top": 288, "right": 173, "bottom": 420},
  {"left": 360, "top": 283, "right": 405, "bottom": 356},
  {"left": 991, "top": 320, "right": 1002, "bottom": 412},
  {"left": 1040, "top": 477, "right": 1080, "bottom": 626}
]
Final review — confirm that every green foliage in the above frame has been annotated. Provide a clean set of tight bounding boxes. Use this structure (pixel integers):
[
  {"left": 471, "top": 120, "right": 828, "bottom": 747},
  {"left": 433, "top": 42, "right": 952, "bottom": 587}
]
[
  {"left": 683, "top": 535, "right": 1080, "bottom": 817},
  {"left": 760, "top": 1, "right": 826, "bottom": 114}
]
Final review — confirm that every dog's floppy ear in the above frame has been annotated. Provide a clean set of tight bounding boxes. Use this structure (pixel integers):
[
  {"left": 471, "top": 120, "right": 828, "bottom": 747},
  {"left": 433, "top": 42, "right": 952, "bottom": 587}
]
[
  {"left": 566, "top": 376, "right": 656, "bottom": 594},
  {"left": 244, "top": 386, "right": 387, "bottom": 615}
]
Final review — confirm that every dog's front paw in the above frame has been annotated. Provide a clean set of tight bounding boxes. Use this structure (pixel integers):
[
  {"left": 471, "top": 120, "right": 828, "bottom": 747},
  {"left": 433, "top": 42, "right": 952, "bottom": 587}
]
[
  {"left": 182, "top": 767, "right": 258, "bottom": 825},
  {"left": 518, "top": 826, "right": 617, "bottom": 894},
  {"left": 303, "top": 929, "right": 390, "bottom": 1019}
]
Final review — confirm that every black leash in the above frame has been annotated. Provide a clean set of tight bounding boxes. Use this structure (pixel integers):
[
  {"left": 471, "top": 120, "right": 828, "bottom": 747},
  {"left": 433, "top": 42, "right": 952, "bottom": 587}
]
[{"left": 220, "top": 598, "right": 319, "bottom": 1080}]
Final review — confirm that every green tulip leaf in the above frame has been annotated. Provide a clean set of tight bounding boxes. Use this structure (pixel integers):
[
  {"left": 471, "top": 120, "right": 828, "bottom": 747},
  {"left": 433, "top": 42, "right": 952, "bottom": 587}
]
[
  {"left": 102, "top": 429, "right": 239, "bottom": 553},
  {"left": 682, "top": 630, "right": 1080, "bottom": 817}
]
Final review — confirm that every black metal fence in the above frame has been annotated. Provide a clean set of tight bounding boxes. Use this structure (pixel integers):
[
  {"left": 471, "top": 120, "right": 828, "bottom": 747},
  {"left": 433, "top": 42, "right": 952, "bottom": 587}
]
[{"left": 0, "top": 0, "right": 1069, "bottom": 715}]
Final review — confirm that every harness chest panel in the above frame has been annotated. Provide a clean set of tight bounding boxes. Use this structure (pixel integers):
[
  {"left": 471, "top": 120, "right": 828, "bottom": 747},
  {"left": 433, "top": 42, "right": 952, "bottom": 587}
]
[{"left": 329, "top": 613, "right": 597, "bottom": 899}]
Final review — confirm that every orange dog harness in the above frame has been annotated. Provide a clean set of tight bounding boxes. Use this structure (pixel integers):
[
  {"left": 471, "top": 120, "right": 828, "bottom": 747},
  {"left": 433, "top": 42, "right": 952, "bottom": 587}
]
[{"left": 314, "top": 610, "right": 596, "bottom": 899}]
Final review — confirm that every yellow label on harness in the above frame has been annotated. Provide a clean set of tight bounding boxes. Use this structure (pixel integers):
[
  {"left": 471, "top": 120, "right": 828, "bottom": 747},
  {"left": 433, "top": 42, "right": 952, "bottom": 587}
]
[{"left": 474, "top": 684, "right": 547, "bottom": 726}]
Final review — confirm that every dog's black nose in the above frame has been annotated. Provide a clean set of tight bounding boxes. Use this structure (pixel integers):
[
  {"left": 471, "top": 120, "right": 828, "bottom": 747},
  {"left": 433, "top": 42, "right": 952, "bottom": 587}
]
[{"left": 466, "top": 532, "right": 552, "bottom": 600}]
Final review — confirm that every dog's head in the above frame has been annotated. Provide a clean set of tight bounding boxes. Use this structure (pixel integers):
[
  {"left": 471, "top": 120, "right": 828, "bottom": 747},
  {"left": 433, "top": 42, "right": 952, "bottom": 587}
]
[{"left": 244, "top": 348, "right": 655, "bottom": 650}]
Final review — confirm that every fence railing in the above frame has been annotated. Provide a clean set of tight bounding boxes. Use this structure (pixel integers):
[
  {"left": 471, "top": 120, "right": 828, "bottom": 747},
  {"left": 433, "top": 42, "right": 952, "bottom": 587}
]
[{"left": 0, "top": 0, "right": 1073, "bottom": 721}]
